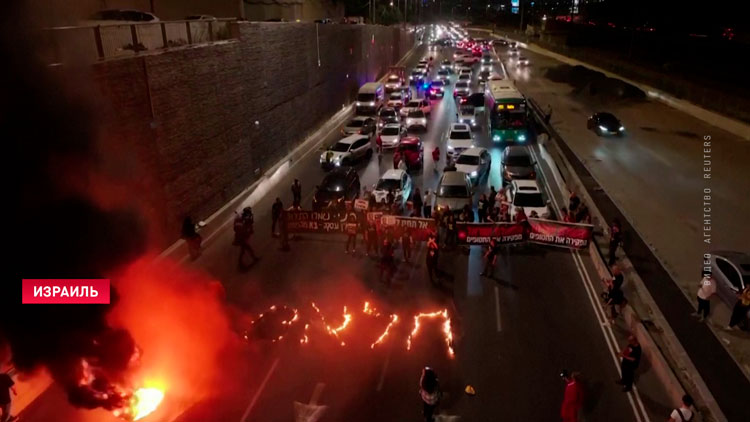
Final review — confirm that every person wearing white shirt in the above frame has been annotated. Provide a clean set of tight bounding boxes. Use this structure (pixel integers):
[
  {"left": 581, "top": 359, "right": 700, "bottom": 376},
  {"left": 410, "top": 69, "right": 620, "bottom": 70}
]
[
  {"left": 668, "top": 395, "right": 694, "bottom": 422},
  {"left": 693, "top": 273, "right": 717, "bottom": 322}
]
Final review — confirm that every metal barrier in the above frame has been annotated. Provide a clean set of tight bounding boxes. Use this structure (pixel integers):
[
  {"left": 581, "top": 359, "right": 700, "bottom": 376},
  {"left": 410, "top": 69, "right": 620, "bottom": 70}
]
[{"left": 41, "top": 19, "right": 238, "bottom": 65}]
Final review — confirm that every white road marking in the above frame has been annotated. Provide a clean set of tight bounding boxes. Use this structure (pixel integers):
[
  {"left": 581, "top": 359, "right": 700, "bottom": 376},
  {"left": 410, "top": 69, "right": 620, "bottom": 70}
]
[
  {"left": 494, "top": 285, "right": 502, "bottom": 332},
  {"left": 376, "top": 347, "right": 392, "bottom": 392},
  {"left": 239, "top": 357, "right": 280, "bottom": 422},
  {"left": 529, "top": 145, "right": 651, "bottom": 422},
  {"left": 309, "top": 382, "right": 325, "bottom": 405}
]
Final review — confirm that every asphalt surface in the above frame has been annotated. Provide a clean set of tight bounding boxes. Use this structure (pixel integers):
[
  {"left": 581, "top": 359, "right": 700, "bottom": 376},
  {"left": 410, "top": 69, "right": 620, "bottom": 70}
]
[{"left": 20, "top": 36, "right": 667, "bottom": 422}]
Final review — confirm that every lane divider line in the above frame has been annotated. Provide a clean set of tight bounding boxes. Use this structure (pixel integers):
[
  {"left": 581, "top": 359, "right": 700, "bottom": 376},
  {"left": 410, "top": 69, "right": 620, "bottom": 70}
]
[
  {"left": 239, "top": 357, "right": 280, "bottom": 422},
  {"left": 494, "top": 285, "right": 502, "bottom": 332}
]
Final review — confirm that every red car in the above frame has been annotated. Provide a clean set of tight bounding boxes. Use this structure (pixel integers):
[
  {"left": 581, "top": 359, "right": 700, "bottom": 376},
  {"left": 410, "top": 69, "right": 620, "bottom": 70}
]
[{"left": 393, "top": 136, "right": 424, "bottom": 171}]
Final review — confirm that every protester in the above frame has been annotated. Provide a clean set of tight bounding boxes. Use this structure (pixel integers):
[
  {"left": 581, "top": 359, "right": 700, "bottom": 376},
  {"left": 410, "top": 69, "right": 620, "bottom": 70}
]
[
  {"left": 560, "top": 370, "right": 584, "bottom": 422},
  {"left": 478, "top": 194, "right": 489, "bottom": 222},
  {"left": 725, "top": 284, "right": 750, "bottom": 331},
  {"left": 365, "top": 220, "right": 379, "bottom": 258},
  {"left": 576, "top": 205, "right": 591, "bottom": 224},
  {"left": 423, "top": 189, "right": 434, "bottom": 219},
  {"left": 234, "top": 207, "right": 259, "bottom": 269},
  {"left": 431, "top": 146, "right": 441, "bottom": 172},
  {"left": 481, "top": 238, "right": 499, "bottom": 278},
  {"left": 412, "top": 187, "right": 423, "bottom": 217},
  {"left": 398, "top": 158, "right": 408, "bottom": 172},
  {"left": 608, "top": 218, "right": 623, "bottom": 266},
  {"left": 291, "top": 179, "right": 302, "bottom": 207},
  {"left": 386, "top": 189, "right": 395, "bottom": 211},
  {"left": 692, "top": 272, "right": 716, "bottom": 322},
  {"left": 419, "top": 367, "right": 441, "bottom": 422},
  {"left": 529, "top": 210, "right": 539, "bottom": 218},
  {"left": 271, "top": 197, "right": 283, "bottom": 237},
  {"left": 500, "top": 205, "right": 511, "bottom": 222},
  {"left": 545, "top": 104, "right": 553, "bottom": 123},
  {"left": 514, "top": 207, "right": 528, "bottom": 223},
  {"left": 489, "top": 186, "right": 498, "bottom": 206},
  {"left": 668, "top": 395, "right": 695, "bottom": 422},
  {"left": 401, "top": 229, "right": 413, "bottom": 263},
  {"left": 445, "top": 212, "right": 457, "bottom": 250},
  {"left": 569, "top": 191, "right": 580, "bottom": 212},
  {"left": 443, "top": 157, "right": 457, "bottom": 172},
  {"left": 181, "top": 216, "right": 202, "bottom": 260},
  {"left": 380, "top": 229, "right": 397, "bottom": 285},
  {"left": 0, "top": 367, "right": 17, "bottom": 422},
  {"left": 426, "top": 232, "right": 440, "bottom": 285},
  {"left": 344, "top": 210, "right": 358, "bottom": 254},
  {"left": 604, "top": 265, "right": 626, "bottom": 323},
  {"left": 617, "top": 335, "right": 641, "bottom": 392}
]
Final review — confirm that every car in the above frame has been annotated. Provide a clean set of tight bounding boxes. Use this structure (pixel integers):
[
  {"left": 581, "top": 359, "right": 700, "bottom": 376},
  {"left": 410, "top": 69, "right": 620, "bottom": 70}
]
[
  {"left": 509, "top": 41, "right": 517, "bottom": 48},
  {"left": 709, "top": 251, "right": 750, "bottom": 309},
  {"left": 387, "top": 90, "right": 409, "bottom": 109},
  {"left": 457, "top": 104, "right": 478, "bottom": 128},
  {"left": 418, "top": 60, "right": 431, "bottom": 70},
  {"left": 429, "top": 80, "right": 446, "bottom": 99},
  {"left": 501, "top": 146, "right": 536, "bottom": 184},
  {"left": 312, "top": 167, "right": 361, "bottom": 210},
  {"left": 405, "top": 110, "right": 428, "bottom": 131},
  {"left": 459, "top": 67, "right": 472, "bottom": 78},
  {"left": 509, "top": 48, "right": 519, "bottom": 56},
  {"left": 342, "top": 116, "right": 376, "bottom": 137},
  {"left": 385, "top": 74, "right": 403, "bottom": 92},
  {"left": 457, "top": 74, "right": 471, "bottom": 84},
  {"left": 372, "top": 169, "right": 413, "bottom": 209},
  {"left": 446, "top": 123, "right": 474, "bottom": 157},
  {"left": 377, "top": 107, "right": 400, "bottom": 129},
  {"left": 506, "top": 180, "right": 551, "bottom": 219},
  {"left": 455, "top": 147, "right": 491, "bottom": 184},
  {"left": 453, "top": 81, "right": 470, "bottom": 98},
  {"left": 478, "top": 70, "right": 490, "bottom": 82},
  {"left": 453, "top": 50, "right": 468, "bottom": 60},
  {"left": 517, "top": 56, "right": 529, "bottom": 66},
  {"left": 434, "top": 171, "right": 473, "bottom": 213},
  {"left": 463, "top": 55, "right": 479, "bottom": 65},
  {"left": 377, "top": 123, "right": 407, "bottom": 150},
  {"left": 400, "top": 99, "right": 431, "bottom": 117},
  {"left": 436, "top": 69, "right": 451, "bottom": 83},
  {"left": 320, "top": 134, "right": 373, "bottom": 169},
  {"left": 393, "top": 136, "right": 424, "bottom": 170},
  {"left": 440, "top": 59, "right": 452, "bottom": 71},
  {"left": 587, "top": 112, "right": 625, "bottom": 136},
  {"left": 409, "top": 70, "right": 425, "bottom": 84},
  {"left": 471, "top": 49, "right": 482, "bottom": 57}
]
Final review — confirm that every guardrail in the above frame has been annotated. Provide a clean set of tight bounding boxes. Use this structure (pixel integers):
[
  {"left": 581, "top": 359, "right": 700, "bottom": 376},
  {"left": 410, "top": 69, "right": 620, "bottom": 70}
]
[{"left": 40, "top": 19, "right": 238, "bottom": 65}]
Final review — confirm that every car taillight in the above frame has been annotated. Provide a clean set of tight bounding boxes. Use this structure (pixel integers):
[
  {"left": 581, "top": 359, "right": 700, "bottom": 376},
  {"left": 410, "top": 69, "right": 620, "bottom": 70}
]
[{"left": 530, "top": 171, "right": 536, "bottom": 178}]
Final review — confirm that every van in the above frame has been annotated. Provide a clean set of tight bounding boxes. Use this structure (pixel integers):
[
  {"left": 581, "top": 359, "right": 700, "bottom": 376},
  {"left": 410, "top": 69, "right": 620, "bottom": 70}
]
[{"left": 356, "top": 82, "right": 385, "bottom": 115}]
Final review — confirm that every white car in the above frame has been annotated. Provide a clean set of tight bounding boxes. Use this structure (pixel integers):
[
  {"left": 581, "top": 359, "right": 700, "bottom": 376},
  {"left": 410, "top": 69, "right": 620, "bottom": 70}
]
[
  {"left": 457, "top": 74, "right": 471, "bottom": 84},
  {"left": 373, "top": 169, "right": 413, "bottom": 208},
  {"left": 377, "top": 123, "right": 406, "bottom": 149},
  {"left": 463, "top": 55, "right": 479, "bottom": 65},
  {"left": 453, "top": 81, "right": 470, "bottom": 97},
  {"left": 506, "top": 180, "right": 551, "bottom": 219},
  {"left": 387, "top": 91, "right": 409, "bottom": 109},
  {"left": 400, "top": 99, "right": 431, "bottom": 117},
  {"left": 406, "top": 110, "right": 428, "bottom": 131},
  {"left": 457, "top": 104, "right": 478, "bottom": 128},
  {"left": 459, "top": 67, "right": 472, "bottom": 77},
  {"left": 320, "top": 135, "right": 373, "bottom": 168},
  {"left": 455, "top": 147, "right": 491, "bottom": 184},
  {"left": 446, "top": 123, "right": 474, "bottom": 157},
  {"left": 517, "top": 56, "right": 530, "bottom": 66},
  {"left": 436, "top": 69, "right": 451, "bottom": 83},
  {"left": 385, "top": 74, "right": 403, "bottom": 91},
  {"left": 434, "top": 171, "right": 473, "bottom": 213},
  {"left": 509, "top": 48, "right": 519, "bottom": 56}
]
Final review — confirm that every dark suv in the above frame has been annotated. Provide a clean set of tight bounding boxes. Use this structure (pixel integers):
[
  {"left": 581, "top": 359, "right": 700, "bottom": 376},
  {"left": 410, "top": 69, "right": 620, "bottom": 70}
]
[
  {"left": 501, "top": 146, "right": 536, "bottom": 184},
  {"left": 312, "top": 167, "right": 361, "bottom": 211}
]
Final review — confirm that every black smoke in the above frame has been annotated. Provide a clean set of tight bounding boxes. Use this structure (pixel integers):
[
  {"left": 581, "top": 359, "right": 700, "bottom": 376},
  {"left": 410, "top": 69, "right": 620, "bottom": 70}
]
[{"left": 2, "top": 1, "right": 147, "bottom": 411}]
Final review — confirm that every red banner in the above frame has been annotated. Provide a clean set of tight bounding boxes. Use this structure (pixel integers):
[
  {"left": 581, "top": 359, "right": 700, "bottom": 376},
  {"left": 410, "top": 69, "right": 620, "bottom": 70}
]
[
  {"left": 285, "top": 210, "right": 345, "bottom": 234},
  {"left": 456, "top": 223, "right": 525, "bottom": 245},
  {"left": 367, "top": 213, "right": 437, "bottom": 241},
  {"left": 527, "top": 218, "right": 592, "bottom": 249}
]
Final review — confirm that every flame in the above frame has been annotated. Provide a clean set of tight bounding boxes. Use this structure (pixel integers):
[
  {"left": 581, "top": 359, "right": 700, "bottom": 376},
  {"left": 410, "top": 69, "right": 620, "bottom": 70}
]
[
  {"left": 371, "top": 314, "right": 399, "bottom": 349},
  {"left": 130, "top": 387, "right": 164, "bottom": 420},
  {"left": 406, "top": 309, "right": 454, "bottom": 358}
]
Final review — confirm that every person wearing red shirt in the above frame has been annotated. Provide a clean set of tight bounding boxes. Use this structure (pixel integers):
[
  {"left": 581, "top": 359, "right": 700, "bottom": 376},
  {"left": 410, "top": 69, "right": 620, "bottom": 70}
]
[{"left": 560, "top": 370, "right": 584, "bottom": 422}]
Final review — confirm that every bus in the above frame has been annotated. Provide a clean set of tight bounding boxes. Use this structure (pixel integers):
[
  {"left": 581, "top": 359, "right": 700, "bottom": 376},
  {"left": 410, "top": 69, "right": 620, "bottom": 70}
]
[{"left": 484, "top": 80, "right": 529, "bottom": 143}]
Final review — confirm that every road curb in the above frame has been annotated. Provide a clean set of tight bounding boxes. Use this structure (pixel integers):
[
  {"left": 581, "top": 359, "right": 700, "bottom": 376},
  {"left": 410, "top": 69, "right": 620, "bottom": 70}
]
[
  {"left": 527, "top": 98, "right": 725, "bottom": 422},
  {"left": 471, "top": 27, "right": 750, "bottom": 141}
]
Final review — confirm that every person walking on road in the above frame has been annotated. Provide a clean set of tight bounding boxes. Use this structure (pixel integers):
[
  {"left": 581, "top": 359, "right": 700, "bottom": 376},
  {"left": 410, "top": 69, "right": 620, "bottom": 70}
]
[
  {"left": 426, "top": 233, "right": 440, "bottom": 285},
  {"left": 608, "top": 218, "right": 623, "bottom": 266},
  {"left": 0, "top": 368, "right": 17, "bottom": 422},
  {"left": 560, "top": 370, "right": 584, "bottom": 422},
  {"left": 291, "top": 179, "right": 302, "bottom": 208},
  {"left": 616, "top": 335, "right": 641, "bottom": 392},
  {"left": 668, "top": 394, "right": 695, "bottom": 422},
  {"left": 419, "top": 367, "right": 441, "bottom": 422},
  {"left": 604, "top": 265, "right": 626, "bottom": 323},
  {"left": 478, "top": 194, "right": 489, "bottom": 222},
  {"left": 401, "top": 230, "right": 413, "bottom": 263},
  {"left": 692, "top": 272, "right": 716, "bottom": 322},
  {"left": 545, "top": 104, "right": 553, "bottom": 123},
  {"left": 271, "top": 197, "right": 283, "bottom": 237},
  {"left": 725, "top": 284, "right": 750, "bottom": 331},
  {"left": 380, "top": 234, "right": 397, "bottom": 286},
  {"left": 365, "top": 220, "right": 379, "bottom": 258},
  {"left": 423, "top": 190, "right": 434, "bottom": 219},
  {"left": 181, "top": 216, "right": 202, "bottom": 260},
  {"left": 481, "top": 238, "right": 499, "bottom": 278},
  {"left": 234, "top": 207, "right": 259, "bottom": 269},
  {"left": 431, "top": 146, "right": 441, "bottom": 172}
]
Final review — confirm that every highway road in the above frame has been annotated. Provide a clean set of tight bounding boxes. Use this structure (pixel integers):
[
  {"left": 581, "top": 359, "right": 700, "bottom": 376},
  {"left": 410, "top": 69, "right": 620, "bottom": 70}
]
[
  {"left": 491, "top": 35, "right": 750, "bottom": 372},
  {"left": 19, "top": 35, "right": 670, "bottom": 422}
]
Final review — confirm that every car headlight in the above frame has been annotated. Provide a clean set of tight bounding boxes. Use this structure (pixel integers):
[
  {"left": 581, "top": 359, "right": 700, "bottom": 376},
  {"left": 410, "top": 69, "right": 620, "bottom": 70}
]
[
  {"left": 619, "top": 126, "right": 625, "bottom": 131},
  {"left": 369, "top": 102, "right": 375, "bottom": 106},
  {"left": 470, "top": 171, "right": 478, "bottom": 177},
  {"left": 492, "top": 134, "right": 501, "bottom": 142},
  {"left": 447, "top": 145, "right": 454, "bottom": 150},
  {"left": 518, "top": 134, "right": 526, "bottom": 142},
  {"left": 598, "top": 125, "right": 608, "bottom": 132}
]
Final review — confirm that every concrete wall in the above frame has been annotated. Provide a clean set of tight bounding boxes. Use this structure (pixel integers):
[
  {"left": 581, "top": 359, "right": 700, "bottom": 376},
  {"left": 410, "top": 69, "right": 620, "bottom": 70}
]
[{"left": 89, "top": 22, "right": 413, "bottom": 246}]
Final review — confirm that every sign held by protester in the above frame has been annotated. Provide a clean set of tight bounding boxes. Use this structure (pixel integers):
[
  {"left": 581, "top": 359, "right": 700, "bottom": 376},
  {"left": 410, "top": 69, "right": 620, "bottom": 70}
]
[
  {"left": 527, "top": 218, "right": 592, "bottom": 249},
  {"left": 367, "top": 213, "right": 436, "bottom": 241},
  {"left": 285, "top": 210, "right": 345, "bottom": 234},
  {"left": 354, "top": 199, "right": 369, "bottom": 211}
]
